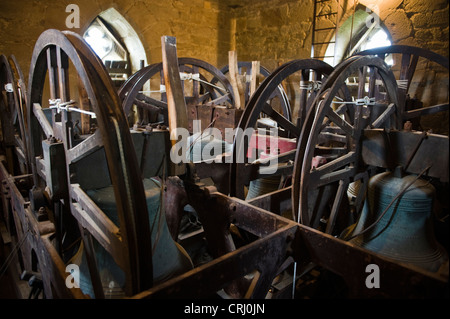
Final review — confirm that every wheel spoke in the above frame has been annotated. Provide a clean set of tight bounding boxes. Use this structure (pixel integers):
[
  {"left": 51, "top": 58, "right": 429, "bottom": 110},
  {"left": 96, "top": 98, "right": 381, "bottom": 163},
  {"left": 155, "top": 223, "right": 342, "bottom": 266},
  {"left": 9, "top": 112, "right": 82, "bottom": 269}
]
[
  {"left": 357, "top": 66, "right": 367, "bottom": 98},
  {"left": 262, "top": 102, "right": 301, "bottom": 137},
  {"left": 311, "top": 151, "right": 356, "bottom": 177},
  {"left": 46, "top": 47, "right": 58, "bottom": 100},
  {"left": 371, "top": 103, "right": 395, "bottom": 128},
  {"left": 66, "top": 129, "right": 103, "bottom": 164},
  {"left": 294, "top": 55, "right": 400, "bottom": 234},
  {"left": 310, "top": 166, "right": 355, "bottom": 189},
  {"left": 56, "top": 46, "right": 70, "bottom": 101},
  {"left": 32, "top": 103, "right": 53, "bottom": 138},
  {"left": 325, "top": 179, "right": 349, "bottom": 234},
  {"left": 325, "top": 107, "right": 355, "bottom": 137}
]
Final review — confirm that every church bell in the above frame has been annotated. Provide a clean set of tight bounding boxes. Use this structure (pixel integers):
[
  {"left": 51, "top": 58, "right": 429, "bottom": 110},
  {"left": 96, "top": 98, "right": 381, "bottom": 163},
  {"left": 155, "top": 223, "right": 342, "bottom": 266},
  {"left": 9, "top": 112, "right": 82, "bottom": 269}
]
[
  {"left": 246, "top": 175, "right": 281, "bottom": 200},
  {"left": 347, "top": 170, "right": 448, "bottom": 274},
  {"left": 71, "top": 178, "right": 194, "bottom": 298}
]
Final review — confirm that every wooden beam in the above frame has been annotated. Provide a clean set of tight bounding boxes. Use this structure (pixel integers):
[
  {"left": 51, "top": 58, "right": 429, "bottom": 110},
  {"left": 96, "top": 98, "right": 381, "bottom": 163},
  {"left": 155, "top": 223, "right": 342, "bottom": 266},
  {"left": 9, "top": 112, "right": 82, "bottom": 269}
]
[
  {"left": 161, "top": 36, "right": 187, "bottom": 175},
  {"left": 228, "top": 51, "right": 245, "bottom": 109},
  {"left": 250, "top": 61, "right": 260, "bottom": 97}
]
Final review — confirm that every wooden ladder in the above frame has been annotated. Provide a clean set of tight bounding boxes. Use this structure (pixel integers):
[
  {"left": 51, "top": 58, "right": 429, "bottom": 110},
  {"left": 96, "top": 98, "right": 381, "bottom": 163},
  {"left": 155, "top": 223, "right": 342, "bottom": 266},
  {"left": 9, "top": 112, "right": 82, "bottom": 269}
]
[{"left": 311, "top": 0, "right": 340, "bottom": 65}]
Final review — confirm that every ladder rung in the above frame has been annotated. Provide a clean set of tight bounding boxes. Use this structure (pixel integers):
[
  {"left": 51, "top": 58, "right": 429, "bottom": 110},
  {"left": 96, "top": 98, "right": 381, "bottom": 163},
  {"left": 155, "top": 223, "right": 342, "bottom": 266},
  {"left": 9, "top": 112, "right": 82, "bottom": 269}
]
[
  {"left": 313, "top": 41, "right": 336, "bottom": 45},
  {"left": 315, "top": 0, "right": 334, "bottom": 3},
  {"left": 316, "top": 12, "right": 338, "bottom": 17},
  {"left": 314, "top": 27, "right": 336, "bottom": 32}
]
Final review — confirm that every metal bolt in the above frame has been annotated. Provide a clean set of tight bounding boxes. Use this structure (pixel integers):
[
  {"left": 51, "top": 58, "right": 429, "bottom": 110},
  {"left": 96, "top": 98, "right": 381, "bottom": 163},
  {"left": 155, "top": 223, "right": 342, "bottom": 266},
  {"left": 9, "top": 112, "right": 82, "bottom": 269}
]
[{"left": 403, "top": 121, "right": 412, "bottom": 131}]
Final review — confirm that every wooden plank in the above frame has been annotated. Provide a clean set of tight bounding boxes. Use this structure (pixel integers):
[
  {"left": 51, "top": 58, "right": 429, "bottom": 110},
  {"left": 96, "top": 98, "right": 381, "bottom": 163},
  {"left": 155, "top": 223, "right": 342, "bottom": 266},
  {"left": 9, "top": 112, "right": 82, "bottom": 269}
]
[
  {"left": 0, "top": 220, "right": 11, "bottom": 244},
  {"left": 161, "top": 36, "right": 188, "bottom": 134},
  {"left": 33, "top": 103, "right": 53, "bottom": 138},
  {"left": 69, "top": 184, "right": 125, "bottom": 269},
  {"left": 228, "top": 51, "right": 245, "bottom": 109},
  {"left": 77, "top": 75, "right": 91, "bottom": 135},
  {"left": 250, "top": 61, "right": 260, "bottom": 97},
  {"left": 161, "top": 36, "right": 188, "bottom": 175},
  {"left": 66, "top": 130, "right": 103, "bottom": 164},
  {"left": 362, "top": 129, "right": 449, "bottom": 182}
]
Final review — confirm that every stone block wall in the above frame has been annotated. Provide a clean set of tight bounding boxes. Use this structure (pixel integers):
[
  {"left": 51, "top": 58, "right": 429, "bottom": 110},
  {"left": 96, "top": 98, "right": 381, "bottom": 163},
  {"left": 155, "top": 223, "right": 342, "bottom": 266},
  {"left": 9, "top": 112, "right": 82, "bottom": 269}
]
[
  {"left": 0, "top": 0, "right": 233, "bottom": 79},
  {"left": 229, "top": 0, "right": 448, "bottom": 68},
  {"left": 230, "top": 0, "right": 315, "bottom": 71},
  {"left": 227, "top": 0, "right": 448, "bottom": 133},
  {"left": 0, "top": 0, "right": 448, "bottom": 132},
  {"left": 1, "top": 0, "right": 448, "bottom": 77}
]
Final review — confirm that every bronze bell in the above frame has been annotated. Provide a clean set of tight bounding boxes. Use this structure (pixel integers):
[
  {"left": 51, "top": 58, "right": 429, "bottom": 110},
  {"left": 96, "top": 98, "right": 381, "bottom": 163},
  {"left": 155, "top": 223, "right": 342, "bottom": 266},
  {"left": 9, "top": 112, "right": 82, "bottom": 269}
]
[
  {"left": 347, "top": 170, "right": 448, "bottom": 274},
  {"left": 71, "top": 178, "right": 193, "bottom": 298},
  {"left": 246, "top": 175, "right": 281, "bottom": 200}
]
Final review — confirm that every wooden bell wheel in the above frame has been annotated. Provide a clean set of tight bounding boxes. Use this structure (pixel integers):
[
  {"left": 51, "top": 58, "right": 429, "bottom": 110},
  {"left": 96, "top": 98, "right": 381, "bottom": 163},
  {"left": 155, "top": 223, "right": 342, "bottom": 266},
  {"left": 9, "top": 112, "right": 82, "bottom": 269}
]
[
  {"left": 0, "top": 54, "right": 30, "bottom": 175},
  {"left": 216, "top": 61, "right": 290, "bottom": 117},
  {"left": 356, "top": 45, "right": 449, "bottom": 133},
  {"left": 27, "top": 29, "right": 153, "bottom": 297},
  {"left": 292, "top": 55, "right": 400, "bottom": 235},
  {"left": 0, "top": 54, "right": 34, "bottom": 297},
  {"left": 118, "top": 57, "right": 236, "bottom": 127},
  {"left": 229, "top": 59, "right": 334, "bottom": 199}
]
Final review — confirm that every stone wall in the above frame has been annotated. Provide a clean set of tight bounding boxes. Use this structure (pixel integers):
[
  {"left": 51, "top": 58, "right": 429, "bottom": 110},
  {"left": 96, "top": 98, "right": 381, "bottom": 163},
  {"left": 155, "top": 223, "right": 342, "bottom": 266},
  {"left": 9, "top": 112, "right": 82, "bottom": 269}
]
[
  {"left": 1, "top": 0, "right": 448, "bottom": 76},
  {"left": 229, "top": 0, "right": 315, "bottom": 71},
  {"left": 227, "top": 0, "right": 448, "bottom": 133},
  {"left": 229, "top": 0, "right": 449, "bottom": 70},
  {"left": 0, "top": 0, "right": 233, "bottom": 78},
  {"left": 0, "top": 0, "right": 448, "bottom": 133}
]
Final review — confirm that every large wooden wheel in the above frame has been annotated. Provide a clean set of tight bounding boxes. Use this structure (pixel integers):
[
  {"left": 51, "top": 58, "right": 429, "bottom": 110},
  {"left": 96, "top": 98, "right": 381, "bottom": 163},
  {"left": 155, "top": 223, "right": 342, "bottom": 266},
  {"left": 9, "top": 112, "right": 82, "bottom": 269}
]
[
  {"left": 292, "top": 55, "right": 400, "bottom": 235},
  {"left": 0, "top": 54, "right": 34, "bottom": 297},
  {"left": 216, "top": 61, "right": 290, "bottom": 117},
  {"left": 27, "top": 29, "right": 153, "bottom": 297},
  {"left": 118, "top": 57, "right": 236, "bottom": 128},
  {"left": 0, "top": 54, "right": 30, "bottom": 175},
  {"left": 356, "top": 45, "right": 449, "bottom": 133},
  {"left": 229, "top": 59, "right": 334, "bottom": 199}
]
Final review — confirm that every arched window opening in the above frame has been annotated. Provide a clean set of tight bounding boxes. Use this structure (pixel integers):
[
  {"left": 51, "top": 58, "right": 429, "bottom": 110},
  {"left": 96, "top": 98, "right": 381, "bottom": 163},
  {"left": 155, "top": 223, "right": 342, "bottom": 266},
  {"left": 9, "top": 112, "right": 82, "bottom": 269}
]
[
  {"left": 360, "top": 27, "right": 391, "bottom": 51},
  {"left": 84, "top": 18, "right": 116, "bottom": 60},
  {"left": 83, "top": 17, "right": 130, "bottom": 88},
  {"left": 323, "top": 6, "right": 392, "bottom": 66},
  {"left": 83, "top": 8, "right": 147, "bottom": 89}
]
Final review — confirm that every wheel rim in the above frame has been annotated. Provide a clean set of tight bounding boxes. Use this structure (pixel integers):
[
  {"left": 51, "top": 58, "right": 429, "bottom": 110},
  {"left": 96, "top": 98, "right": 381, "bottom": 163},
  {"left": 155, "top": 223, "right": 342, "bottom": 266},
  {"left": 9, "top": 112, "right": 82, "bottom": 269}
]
[
  {"left": 217, "top": 61, "right": 291, "bottom": 117},
  {"left": 356, "top": 45, "right": 449, "bottom": 133},
  {"left": 230, "top": 59, "right": 334, "bottom": 199},
  {"left": 27, "top": 29, "right": 153, "bottom": 296},
  {"left": 0, "top": 55, "right": 31, "bottom": 175},
  {"left": 119, "top": 57, "right": 236, "bottom": 127},
  {"left": 293, "top": 55, "right": 400, "bottom": 235}
]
